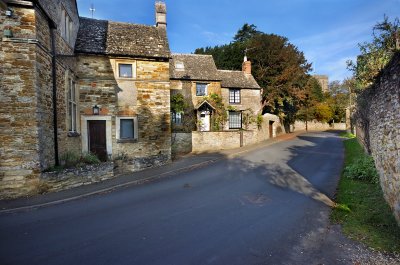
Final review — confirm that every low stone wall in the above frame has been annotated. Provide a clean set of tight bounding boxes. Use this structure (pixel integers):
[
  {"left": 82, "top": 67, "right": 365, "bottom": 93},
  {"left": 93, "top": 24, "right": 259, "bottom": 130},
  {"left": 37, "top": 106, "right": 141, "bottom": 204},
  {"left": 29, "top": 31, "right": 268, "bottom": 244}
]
[
  {"left": 171, "top": 114, "right": 344, "bottom": 156},
  {"left": 41, "top": 162, "right": 114, "bottom": 193},
  {"left": 292, "top": 121, "right": 346, "bottom": 131},
  {"left": 113, "top": 154, "right": 170, "bottom": 175},
  {"left": 354, "top": 52, "right": 400, "bottom": 224}
]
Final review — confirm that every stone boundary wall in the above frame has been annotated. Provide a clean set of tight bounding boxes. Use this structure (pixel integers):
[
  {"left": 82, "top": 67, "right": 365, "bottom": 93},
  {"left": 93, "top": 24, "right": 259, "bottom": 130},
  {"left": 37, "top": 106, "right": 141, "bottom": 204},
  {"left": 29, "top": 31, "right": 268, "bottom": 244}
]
[
  {"left": 355, "top": 52, "right": 400, "bottom": 224},
  {"left": 292, "top": 121, "right": 346, "bottom": 131},
  {"left": 41, "top": 162, "right": 114, "bottom": 193},
  {"left": 172, "top": 114, "right": 342, "bottom": 155}
]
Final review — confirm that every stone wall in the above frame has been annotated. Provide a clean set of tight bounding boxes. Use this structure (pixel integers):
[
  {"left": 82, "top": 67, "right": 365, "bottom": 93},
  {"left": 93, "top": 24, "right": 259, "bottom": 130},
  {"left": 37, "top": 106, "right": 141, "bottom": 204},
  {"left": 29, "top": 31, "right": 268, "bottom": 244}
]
[
  {"left": 41, "top": 162, "right": 114, "bottom": 192},
  {"left": 0, "top": 1, "right": 81, "bottom": 198},
  {"left": 292, "top": 121, "right": 346, "bottom": 131},
  {"left": 171, "top": 114, "right": 344, "bottom": 156},
  {"left": 355, "top": 52, "right": 400, "bottom": 224},
  {"left": 76, "top": 55, "right": 172, "bottom": 173},
  {"left": 0, "top": 6, "right": 42, "bottom": 198}
]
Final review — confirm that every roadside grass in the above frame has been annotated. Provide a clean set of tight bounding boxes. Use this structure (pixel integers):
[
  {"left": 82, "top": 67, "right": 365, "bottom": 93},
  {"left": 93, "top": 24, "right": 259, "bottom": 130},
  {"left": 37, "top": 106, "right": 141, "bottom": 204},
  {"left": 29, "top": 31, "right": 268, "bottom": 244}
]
[
  {"left": 331, "top": 137, "right": 400, "bottom": 253},
  {"left": 339, "top": 131, "right": 356, "bottom": 139}
]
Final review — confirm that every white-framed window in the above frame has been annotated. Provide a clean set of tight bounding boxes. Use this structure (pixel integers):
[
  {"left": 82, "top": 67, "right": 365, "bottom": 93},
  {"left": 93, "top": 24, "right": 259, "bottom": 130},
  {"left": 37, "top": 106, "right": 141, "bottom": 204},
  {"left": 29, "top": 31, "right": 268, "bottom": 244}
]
[
  {"left": 196, "top": 83, "right": 207, "bottom": 96},
  {"left": 229, "top": 89, "right": 241, "bottom": 104},
  {"left": 171, "top": 112, "right": 183, "bottom": 125},
  {"left": 68, "top": 79, "right": 77, "bottom": 132},
  {"left": 117, "top": 62, "right": 136, "bottom": 79},
  {"left": 116, "top": 116, "right": 138, "bottom": 141},
  {"left": 229, "top": 111, "right": 242, "bottom": 129}
]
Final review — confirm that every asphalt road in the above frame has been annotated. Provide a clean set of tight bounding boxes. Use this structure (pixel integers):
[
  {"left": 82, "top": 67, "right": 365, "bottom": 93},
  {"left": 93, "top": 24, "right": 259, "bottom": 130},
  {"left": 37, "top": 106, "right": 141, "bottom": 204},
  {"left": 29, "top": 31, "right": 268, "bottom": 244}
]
[{"left": 0, "top": 131, "right": 347, "bottom": 265}]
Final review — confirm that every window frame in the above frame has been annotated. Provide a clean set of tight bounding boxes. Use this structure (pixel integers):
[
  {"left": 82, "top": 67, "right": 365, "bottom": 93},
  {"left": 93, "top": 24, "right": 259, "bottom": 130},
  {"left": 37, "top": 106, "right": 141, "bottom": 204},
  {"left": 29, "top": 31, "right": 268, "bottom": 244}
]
[
  {"left": 68, "top": 78, "right": 77, "bottom": 132},
  {"left": 229, "top": 88, "right": 241, "bottom": 104},
  {"left": 229, "top": 111, "right": 242, "bottom": 129},
  {"left": 116, "top": 116, "right": 138, "bottom": 142},
  {"left": 196, "top": 83, "right": 208, "bottom": 96},
  {"left": 61, "top": 6, "right": 73, "bottom": 44},
  {"left": 117, "top": 62, "right": 136, "bottom": 79}
]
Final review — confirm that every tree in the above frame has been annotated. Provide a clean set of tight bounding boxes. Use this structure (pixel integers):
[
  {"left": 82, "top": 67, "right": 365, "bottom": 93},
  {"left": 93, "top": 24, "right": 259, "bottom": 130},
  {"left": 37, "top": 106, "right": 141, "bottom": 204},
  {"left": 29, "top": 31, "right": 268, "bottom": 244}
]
[
  {"left": 347, "top": 15, "right": 399, "bottom": 89},
  {"left": 233, "top": 23, "right": 261, "bottom": 43},
  {"left": 248, "top": 34, "right": 312, "bottom": 131}
]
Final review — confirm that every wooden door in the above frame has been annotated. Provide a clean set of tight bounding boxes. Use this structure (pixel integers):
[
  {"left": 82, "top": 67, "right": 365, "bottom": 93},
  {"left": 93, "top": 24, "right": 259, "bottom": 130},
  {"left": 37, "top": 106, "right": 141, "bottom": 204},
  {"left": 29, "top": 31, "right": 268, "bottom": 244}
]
[{"left": 88, "top": 120, "right": 107, "bottom": 161}]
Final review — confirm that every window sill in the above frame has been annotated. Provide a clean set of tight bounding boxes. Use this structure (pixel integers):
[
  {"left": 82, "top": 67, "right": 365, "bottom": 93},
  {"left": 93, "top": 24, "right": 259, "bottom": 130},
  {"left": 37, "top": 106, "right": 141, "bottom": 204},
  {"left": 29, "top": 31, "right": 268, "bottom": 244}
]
[
  {"left": 117, "top": 138, "right": 137, "bottom": 143},
  {"left": 67, "top": 131, "right": 80, "bottom": 137}
]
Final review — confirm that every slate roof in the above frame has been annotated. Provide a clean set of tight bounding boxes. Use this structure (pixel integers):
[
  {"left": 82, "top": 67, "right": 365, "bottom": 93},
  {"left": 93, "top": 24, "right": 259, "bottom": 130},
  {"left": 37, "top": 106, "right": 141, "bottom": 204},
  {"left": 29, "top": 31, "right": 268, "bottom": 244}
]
[
  {"left": 75, "top": 17, "right": 170, "bottom": 59},
  {"left": 170, "top": 54, "right": 220, "bottom": 81},
  {"left": 218, "top": 70, "right": 261, "bottom": 89}
]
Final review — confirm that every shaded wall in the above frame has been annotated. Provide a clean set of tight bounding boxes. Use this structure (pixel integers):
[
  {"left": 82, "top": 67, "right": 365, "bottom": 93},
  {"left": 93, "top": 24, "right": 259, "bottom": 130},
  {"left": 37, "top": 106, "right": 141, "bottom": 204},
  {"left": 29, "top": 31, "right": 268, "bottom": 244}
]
[{"left": 355, "top": 52, "right": 400, "bottom": 224}]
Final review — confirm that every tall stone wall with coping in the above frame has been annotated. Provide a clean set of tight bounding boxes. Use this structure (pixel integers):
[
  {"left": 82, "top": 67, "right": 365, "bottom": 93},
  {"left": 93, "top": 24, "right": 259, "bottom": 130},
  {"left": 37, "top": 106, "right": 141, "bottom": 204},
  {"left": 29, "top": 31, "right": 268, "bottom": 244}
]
[{"left": 355, "top": 52, "right": 400, "bottom": 224}]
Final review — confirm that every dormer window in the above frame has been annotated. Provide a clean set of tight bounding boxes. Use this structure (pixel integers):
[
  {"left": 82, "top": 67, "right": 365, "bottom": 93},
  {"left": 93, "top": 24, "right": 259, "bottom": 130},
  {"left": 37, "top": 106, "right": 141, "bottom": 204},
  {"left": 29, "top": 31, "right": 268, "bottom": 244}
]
[{"left": 175, "top": 62, "right": 184, "bottom": 70}]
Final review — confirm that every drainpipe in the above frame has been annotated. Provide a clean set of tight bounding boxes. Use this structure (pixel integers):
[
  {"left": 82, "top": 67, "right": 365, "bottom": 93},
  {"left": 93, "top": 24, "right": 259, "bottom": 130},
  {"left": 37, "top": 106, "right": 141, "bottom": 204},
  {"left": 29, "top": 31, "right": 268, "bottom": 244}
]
[{"left": 50, "top": 27, "right": 59, "bottom": 166}]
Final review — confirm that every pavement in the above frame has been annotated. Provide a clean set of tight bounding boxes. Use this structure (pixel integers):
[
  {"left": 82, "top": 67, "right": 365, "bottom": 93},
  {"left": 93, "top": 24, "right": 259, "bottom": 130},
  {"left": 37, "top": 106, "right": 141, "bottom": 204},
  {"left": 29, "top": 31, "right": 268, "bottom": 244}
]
[{"left": 0, "top": 130, "right": 305, "bottom": 213}]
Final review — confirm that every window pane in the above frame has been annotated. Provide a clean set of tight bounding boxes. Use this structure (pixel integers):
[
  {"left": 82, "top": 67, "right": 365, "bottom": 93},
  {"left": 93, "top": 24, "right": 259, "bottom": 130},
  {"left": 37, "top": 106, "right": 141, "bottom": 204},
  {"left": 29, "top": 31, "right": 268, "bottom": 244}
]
[
  {"left": 72, "top": 104, "right": 76, "bottom": 131},
  {"left": 229, "top": 89, "right": 240, "bottom": 103},
  {"left": 196, "top": 83, "right": 207, "bottom": 96},
  {"left": 119, "top": 64, "right": 132, "bottom": 78},
  {"left": 229, "top": 111, "right": 242, "bottom": 129},
  {"left": 68, "top": 102, "right": 72, "bottom": 130},
  {"left": 120, "top": 119, "right": 134, "bottom": 139}
]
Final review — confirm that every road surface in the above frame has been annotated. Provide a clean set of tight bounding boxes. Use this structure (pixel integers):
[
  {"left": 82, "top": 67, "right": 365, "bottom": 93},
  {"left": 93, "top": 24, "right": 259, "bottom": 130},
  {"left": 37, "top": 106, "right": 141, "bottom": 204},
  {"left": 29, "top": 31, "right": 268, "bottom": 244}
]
[{"left": 0, "top": 131, "right": 348, "bottom": 265}]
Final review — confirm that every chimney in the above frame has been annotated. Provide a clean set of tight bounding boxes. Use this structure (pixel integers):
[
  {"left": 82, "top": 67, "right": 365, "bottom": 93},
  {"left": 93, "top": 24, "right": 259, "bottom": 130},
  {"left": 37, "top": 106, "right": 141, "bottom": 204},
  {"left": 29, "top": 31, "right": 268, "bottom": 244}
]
[
  {"left": 242, "top": 56, "right": 251, "bottom": 75},
  {"left": 155, "top": 1, "right": 167, "bottom": 30}
]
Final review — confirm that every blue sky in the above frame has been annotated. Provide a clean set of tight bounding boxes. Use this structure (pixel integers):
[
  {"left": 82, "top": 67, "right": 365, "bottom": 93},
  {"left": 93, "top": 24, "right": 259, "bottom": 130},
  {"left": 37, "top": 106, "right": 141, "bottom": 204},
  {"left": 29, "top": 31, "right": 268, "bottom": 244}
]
[{"left": 77, "top": 0, "right": 400, "bottom": 82}]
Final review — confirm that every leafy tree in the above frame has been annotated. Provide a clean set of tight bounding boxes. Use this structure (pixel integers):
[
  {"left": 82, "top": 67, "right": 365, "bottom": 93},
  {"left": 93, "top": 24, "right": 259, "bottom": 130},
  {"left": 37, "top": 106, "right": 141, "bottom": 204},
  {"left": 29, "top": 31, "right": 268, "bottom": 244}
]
[
  {"left": 233, "top": 23, "right": 261, "bottom": 43},
  {"left": 314, "top": 103, "right": 333, "bottom": 123},
  {"left": 347, "top": 15, "right": 399, "bottom": 89},
  {"left": 248, "top": 34, "right": 312, "bottom": 130}
]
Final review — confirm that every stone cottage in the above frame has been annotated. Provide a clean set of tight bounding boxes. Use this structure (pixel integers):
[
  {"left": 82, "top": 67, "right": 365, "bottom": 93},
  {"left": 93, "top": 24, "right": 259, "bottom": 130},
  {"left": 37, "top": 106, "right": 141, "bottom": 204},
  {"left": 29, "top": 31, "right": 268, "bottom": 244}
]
[
  {"left": 0, "top": 0, "right": 171, "bottom": 198},
  {"left": 170, "top": 53, "right": 261, "bottom": 132}
]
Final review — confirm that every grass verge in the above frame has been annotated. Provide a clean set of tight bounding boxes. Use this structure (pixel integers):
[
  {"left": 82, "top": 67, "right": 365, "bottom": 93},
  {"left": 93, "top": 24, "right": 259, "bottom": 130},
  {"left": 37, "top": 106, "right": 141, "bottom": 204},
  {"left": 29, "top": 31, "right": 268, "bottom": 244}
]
[{"left": 331, "top": 137, "right": 400, "bottom": 253}]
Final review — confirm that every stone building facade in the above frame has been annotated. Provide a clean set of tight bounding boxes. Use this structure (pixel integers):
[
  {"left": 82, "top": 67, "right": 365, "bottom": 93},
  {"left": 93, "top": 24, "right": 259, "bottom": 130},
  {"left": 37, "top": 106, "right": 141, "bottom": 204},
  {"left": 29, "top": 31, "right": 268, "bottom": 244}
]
[
  {"left": 313, "top": 74, "right": 329, "bottom": 93},
  {"left": 0, "top": 0, "right": 171, "bottom": 198},
  {"left": 170, "top": 54, "right": 261, "bottom": 132}
]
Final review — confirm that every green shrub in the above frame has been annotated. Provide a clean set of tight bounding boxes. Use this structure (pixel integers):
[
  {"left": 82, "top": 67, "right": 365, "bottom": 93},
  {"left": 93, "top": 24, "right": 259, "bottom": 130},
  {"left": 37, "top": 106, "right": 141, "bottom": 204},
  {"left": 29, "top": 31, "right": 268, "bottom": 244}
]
[
  {"left": 343, "top": 155, "right": 379, "bottom": 183},
  {"left": 81, "top": 152, "right": 101, "bottom": 165},
  {"left": 60, "top": 151, "right": 80, "bottom": 167}
]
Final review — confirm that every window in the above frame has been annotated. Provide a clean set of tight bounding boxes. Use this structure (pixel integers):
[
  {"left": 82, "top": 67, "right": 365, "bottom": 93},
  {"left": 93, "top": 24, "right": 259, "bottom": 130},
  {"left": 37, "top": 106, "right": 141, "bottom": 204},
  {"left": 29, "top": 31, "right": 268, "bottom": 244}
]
[
  {"left": 196, "top": 83, "right": 207, "bottom": 96},
  {"left": 120, "top": 119, "right": 134, "bottom": 139},
  {"left": 119, "top": 64, "right": 133, "bottom": 78},
  {"left": 61, "top": 7, "right": 72, "bottom": 44},
  {"left": 229, "top": 89, "right": 241, "bottom": 104},
  {"left": 229, "top": 111, "right": 242, "bottom": 129},
  {"left": 175, "top": 62, "right": 184, "bottom": 70},
  {"left": 171, "top": 112, "right": 183, "bottom": 125},
  {"left": 68, "top": 79, "right": 77, "bottom": 132},
  {"left": 116, "top": 117, "right": 138, "bottom": 141}
]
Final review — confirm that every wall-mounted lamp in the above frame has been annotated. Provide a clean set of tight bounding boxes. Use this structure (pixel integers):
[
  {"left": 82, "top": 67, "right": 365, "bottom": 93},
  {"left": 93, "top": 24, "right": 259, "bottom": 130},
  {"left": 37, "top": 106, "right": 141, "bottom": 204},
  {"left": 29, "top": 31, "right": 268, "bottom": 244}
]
[
  {"left": 5, "top": 9, "right": 13, "bottom": 17},
  {"left": 93, "top": 105, "right": 100, "bottom": 115}
]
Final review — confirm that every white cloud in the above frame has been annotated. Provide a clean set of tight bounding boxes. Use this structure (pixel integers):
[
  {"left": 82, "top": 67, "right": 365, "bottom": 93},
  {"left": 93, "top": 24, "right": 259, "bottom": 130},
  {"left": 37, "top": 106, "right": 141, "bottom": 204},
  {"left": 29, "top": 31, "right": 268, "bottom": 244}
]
[{"left": 291, "top": 22, "right": 374, "bottom": 81}]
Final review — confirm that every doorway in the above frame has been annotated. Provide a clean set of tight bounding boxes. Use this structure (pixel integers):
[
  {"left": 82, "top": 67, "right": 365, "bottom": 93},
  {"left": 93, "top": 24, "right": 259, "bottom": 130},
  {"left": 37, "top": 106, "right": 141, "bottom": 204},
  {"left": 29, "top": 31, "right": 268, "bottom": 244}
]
[
  {"left": 269, "top": 120, "right": 274, "bottom": 138},
  {"left": 88, "top": 120, "right": 107, "bottom": 161},
  {"left": 199, "top": 111, "right": 210, "bottom": 131}
]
